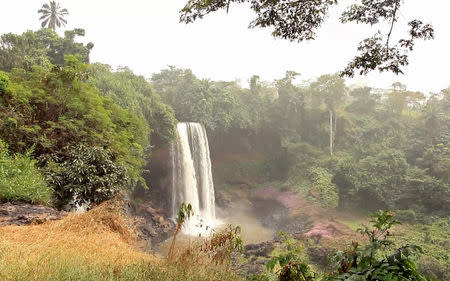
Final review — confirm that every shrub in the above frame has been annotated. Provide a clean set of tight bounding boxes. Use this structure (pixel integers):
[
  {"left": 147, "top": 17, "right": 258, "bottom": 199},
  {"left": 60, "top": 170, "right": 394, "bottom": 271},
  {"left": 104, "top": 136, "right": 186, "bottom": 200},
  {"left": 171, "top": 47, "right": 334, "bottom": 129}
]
[
  {"left": 328, "top": 210, "right": 427, "bottom": 281},
  {"left": 39, "top": 144, "right": 127, "bottom": 207},
  {"left": 0, "top": 140, "right": 52, "bottom": 205},
  {"left": 0, "top": 71, "right": 8, "bottom": 93},
  {"left": 306, "top": 167, "right": 338, "bottom": 208}
]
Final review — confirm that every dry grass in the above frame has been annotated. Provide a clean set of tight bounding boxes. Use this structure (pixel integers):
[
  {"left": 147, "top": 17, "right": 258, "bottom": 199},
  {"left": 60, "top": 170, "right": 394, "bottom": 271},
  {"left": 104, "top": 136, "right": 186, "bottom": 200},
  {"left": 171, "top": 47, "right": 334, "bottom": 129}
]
[
  {"left": 0, "top": 201, "right": 157, "bottom": 280},
  {"left": 0, "top": 200, "right": 243, "bottom": 281}
]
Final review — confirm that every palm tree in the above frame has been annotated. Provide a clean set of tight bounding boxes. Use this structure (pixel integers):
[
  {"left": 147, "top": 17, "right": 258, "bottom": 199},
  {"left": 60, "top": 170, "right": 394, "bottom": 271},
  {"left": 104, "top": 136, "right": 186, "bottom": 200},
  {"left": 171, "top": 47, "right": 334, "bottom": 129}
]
[{"left": 38, "top": 1, "right": 69, "bottom": 31}]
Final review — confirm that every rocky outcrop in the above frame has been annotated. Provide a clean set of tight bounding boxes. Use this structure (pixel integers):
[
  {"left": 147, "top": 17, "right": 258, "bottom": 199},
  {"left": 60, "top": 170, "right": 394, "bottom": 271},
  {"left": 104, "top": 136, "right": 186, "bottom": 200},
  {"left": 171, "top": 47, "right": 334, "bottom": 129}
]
[
  {"left": 0, "top": 202, "right": 66, "bottom": 226},
  {"left": 307, "top": 246, "right": 333, "bottom": 266},
  {"left": 244, "top": 241, "right": 275, "bottom": 258},
  {"left": 233, "top": 240, "right": 277, "bottom": 277},
  {"left": 129, "top": 202, "right": 176, "bottom": 251}
]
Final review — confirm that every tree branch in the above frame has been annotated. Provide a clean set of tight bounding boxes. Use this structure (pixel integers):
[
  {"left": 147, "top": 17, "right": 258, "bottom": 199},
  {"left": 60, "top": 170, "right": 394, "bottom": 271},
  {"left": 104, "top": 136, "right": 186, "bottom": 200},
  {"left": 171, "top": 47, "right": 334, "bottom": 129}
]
[{"left": 386, "top": 1, "right": 399, "bottom": 52}]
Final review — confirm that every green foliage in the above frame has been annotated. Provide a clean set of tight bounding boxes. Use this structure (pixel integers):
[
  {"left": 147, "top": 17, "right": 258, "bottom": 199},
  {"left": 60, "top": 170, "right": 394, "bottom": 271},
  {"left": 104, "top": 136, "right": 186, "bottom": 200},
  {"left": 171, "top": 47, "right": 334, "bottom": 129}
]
[
  {"left": 38, "top": 144, "right": 127, "bottom": 207},
  {"left": 168, "top": 202, "right": 194, "bottom": 259},
  {"left": 152, "top": 66, "right": 448, "bottom": 216},
  {"left": 88, "top": 64, "right": 177, "bottom": 143},
  {"left": 394, "top": 209, "right": 418, "bottom": 224},
  {"left": 402, "top": 168, "right": 450, "bottom": 214},
  {"left": 0, "top": 29, "right": 92, "bottom": 72},
  {"left": 177, "top": 202, "right": 194, "bottom": 224},
  {"left": 391, "top": 218, "right": 449, "bottom": 280},
  {"left": 0, "top": 71, "right": 9, "bottom": 93},
  {"left": 358, "top": 149, "right": 409, "bottom": 208},
  {"left": 286, "top": 142, "right": 325, "bottom": 181},
  {"left": 255, "top": 212, "right": 430, "bottom": 281},
  {"left": 328, "top": 211, "right": 427, "bottom": 281},
  {"left": 152, "top": 66, "right": 264, "bottom": 132},
  {"left": 0, "top": 56, "right": 148, "bottom": 205},
  {"left": 306, "top": 167, "right": 338, "bottom": 208},
  {"left": 418, "top": 256, "right": 448, "bottom": 281},
  {"left": 331, "top": 154, "right": 361, "bottom": 208},
  {"left": 0, "top": 139, "right": 52, "bottom": 205},
  {"left": 214, "top": 154, "right": 277, "bottom": 185},
  {"left": 254, "top": 232, "right": 317, "bottom": 281}
]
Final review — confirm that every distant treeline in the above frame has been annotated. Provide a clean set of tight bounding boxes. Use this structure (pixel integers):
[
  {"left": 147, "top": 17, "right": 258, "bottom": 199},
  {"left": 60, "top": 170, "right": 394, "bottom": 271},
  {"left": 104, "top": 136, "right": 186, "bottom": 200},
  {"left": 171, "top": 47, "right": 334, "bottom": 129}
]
[{"left": 152, "top": 67, "right": 450, "bottom": 216}]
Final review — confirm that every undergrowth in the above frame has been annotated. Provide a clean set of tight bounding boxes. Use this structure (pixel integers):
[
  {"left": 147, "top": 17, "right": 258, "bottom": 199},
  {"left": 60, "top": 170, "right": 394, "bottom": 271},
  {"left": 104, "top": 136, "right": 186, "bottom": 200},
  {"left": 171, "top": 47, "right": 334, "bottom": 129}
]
[{"left": 0, "top": 140, "right": 52, "bottom": 205}]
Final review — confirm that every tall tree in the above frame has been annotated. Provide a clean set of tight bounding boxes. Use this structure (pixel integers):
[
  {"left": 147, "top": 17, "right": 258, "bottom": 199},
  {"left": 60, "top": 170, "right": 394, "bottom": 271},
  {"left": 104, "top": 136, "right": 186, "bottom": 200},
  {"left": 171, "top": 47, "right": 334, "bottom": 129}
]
[
  {"left": 38, "top": 1, "right": 69, "bottom": 31},
  {"left": 310, "top": 74, "right": 346, "bottom": 156}
]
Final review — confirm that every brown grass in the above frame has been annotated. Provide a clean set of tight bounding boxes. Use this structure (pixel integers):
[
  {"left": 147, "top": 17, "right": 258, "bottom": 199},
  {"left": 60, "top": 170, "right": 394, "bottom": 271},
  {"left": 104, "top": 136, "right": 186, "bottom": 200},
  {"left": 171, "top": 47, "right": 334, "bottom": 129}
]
[{"left": 0, "top": 200, "right": 157, "bottom": 280}]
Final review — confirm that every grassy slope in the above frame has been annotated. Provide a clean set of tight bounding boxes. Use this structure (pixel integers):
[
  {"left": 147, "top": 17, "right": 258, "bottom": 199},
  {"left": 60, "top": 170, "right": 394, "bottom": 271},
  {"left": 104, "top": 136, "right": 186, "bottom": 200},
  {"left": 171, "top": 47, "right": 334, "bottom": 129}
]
[{"left": 0, "top": 201, "right": 241, "bottom": 281}]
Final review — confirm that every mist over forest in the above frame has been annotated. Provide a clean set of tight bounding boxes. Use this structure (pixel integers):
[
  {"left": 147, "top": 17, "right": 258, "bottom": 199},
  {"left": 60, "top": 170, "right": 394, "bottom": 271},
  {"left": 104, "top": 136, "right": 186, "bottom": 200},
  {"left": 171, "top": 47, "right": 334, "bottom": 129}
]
[{"left": 0, "top": 1, "right": 448, "bottom": 281}]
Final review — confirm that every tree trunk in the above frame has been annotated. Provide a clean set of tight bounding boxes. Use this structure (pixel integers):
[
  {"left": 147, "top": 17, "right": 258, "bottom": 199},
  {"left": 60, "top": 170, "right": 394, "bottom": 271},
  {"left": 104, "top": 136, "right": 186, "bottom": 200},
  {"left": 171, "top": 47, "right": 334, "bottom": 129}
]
[{"left": 329, "top": 109, "right": 333, "bottom": 156}]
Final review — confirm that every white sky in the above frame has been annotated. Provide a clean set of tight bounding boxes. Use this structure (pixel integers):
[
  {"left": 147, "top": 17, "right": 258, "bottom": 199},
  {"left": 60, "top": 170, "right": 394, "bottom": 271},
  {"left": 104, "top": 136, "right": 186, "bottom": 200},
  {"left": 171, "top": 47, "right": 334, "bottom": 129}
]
[{"left": 2, "top": 0, "right": 449, "bottom": 93}]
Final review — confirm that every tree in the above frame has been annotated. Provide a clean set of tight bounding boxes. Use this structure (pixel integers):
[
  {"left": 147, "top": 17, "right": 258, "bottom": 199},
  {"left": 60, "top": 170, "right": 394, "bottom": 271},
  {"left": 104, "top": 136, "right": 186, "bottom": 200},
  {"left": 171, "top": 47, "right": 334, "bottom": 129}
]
[
  {"left": 0, "top": 56, "right": 149, "bottom": 204},
  {"left": 180, "top": 0, "right": 434, "bottom": 77},
  {"left": 310, "top": 74, "right": 346, "bottom": 156},
  {"left": 38, "top": 1, "right": 69, "bottom": 31},
  {"left": 88, "top": 63, "right": 177, "bottom": 144},
  {"left": 0, "top": 29, "right": 93, "bottom": 72},
  {"left": 168, "top": 202, "right": 194, "bottom": 259}
]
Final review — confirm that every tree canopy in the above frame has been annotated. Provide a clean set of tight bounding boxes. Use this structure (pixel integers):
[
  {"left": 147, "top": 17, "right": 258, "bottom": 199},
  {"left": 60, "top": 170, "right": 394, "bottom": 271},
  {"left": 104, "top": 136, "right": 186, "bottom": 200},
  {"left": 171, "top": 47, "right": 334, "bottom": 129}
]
[{"left": 180, "top": 0, "right": 434, "bottom": 77}]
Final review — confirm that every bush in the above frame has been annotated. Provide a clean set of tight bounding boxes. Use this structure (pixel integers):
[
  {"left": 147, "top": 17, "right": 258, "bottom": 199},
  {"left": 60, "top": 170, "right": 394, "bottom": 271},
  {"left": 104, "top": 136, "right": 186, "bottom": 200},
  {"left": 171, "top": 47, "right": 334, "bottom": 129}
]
[
  {"left": 0, "top": 71, "right": 8, "bottom": 93},
  {"left": 0, "top": 140, "right": 52, "bottom": 205},
  {"left": 306, "top": 167, "right": 338, "bottom": 208},
  {"left": 39, "top": 144, "right": 127, "bottom": 207}
]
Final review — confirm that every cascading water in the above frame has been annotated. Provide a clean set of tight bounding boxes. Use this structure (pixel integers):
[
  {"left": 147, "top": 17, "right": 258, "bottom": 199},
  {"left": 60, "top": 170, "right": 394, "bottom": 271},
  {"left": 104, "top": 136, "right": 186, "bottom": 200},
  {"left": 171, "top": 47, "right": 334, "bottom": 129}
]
[{"left": 171, "top": 122, "right": 217, "bottom": 235}]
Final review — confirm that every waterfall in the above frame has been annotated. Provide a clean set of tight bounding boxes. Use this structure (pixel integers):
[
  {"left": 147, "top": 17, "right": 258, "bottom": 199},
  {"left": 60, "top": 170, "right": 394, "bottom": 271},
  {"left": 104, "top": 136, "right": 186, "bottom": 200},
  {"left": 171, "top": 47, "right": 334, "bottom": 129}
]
[{"left": 171, "top": 122, "right": 217, "bottom": 235}]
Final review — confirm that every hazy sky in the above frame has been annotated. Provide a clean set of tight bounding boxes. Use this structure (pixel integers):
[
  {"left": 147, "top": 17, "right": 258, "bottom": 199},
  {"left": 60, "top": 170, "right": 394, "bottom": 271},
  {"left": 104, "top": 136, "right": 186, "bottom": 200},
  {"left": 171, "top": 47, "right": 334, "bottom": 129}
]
[{"left": 1, "top": 0, "right": 449, "bottom": 93}]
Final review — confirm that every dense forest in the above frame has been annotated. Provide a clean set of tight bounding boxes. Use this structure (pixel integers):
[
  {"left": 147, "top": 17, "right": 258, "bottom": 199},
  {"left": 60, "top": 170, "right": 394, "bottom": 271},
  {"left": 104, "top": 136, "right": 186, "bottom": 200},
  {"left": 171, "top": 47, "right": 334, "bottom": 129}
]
[
  {"left": 0, "top": 2, "right": 449, "bottom": 280},
  {"left": 2, "top": 28, "right": 448, "bottom": 215}
]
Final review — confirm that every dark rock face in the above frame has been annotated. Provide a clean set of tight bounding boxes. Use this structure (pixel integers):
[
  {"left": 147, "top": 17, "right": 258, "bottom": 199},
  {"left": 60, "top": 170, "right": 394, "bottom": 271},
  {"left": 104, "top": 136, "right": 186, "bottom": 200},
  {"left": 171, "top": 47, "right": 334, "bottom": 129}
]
[
  {"left": 231, "top": 240, "right": 277, "bottom": 278},
  {"left": 307, "top": 247, "right": 333, "bottom": 266},
  {"left": 250, "top": 197, "right": 313, "bottom": 235},
  {"left": 128, "top": 201, "right": 176, "bottom": 251},
  {"left": 244, "top": 241, "right": 275, "bottom": 258},
  {"left": 251, "top": 197, "right": 290, "bottom": 231},
  {"left": 0, "top": 202, "right": 66, "bottom": 226},
  {"left": 280, "top": 214, "right": 314, "bottom": 235}
]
